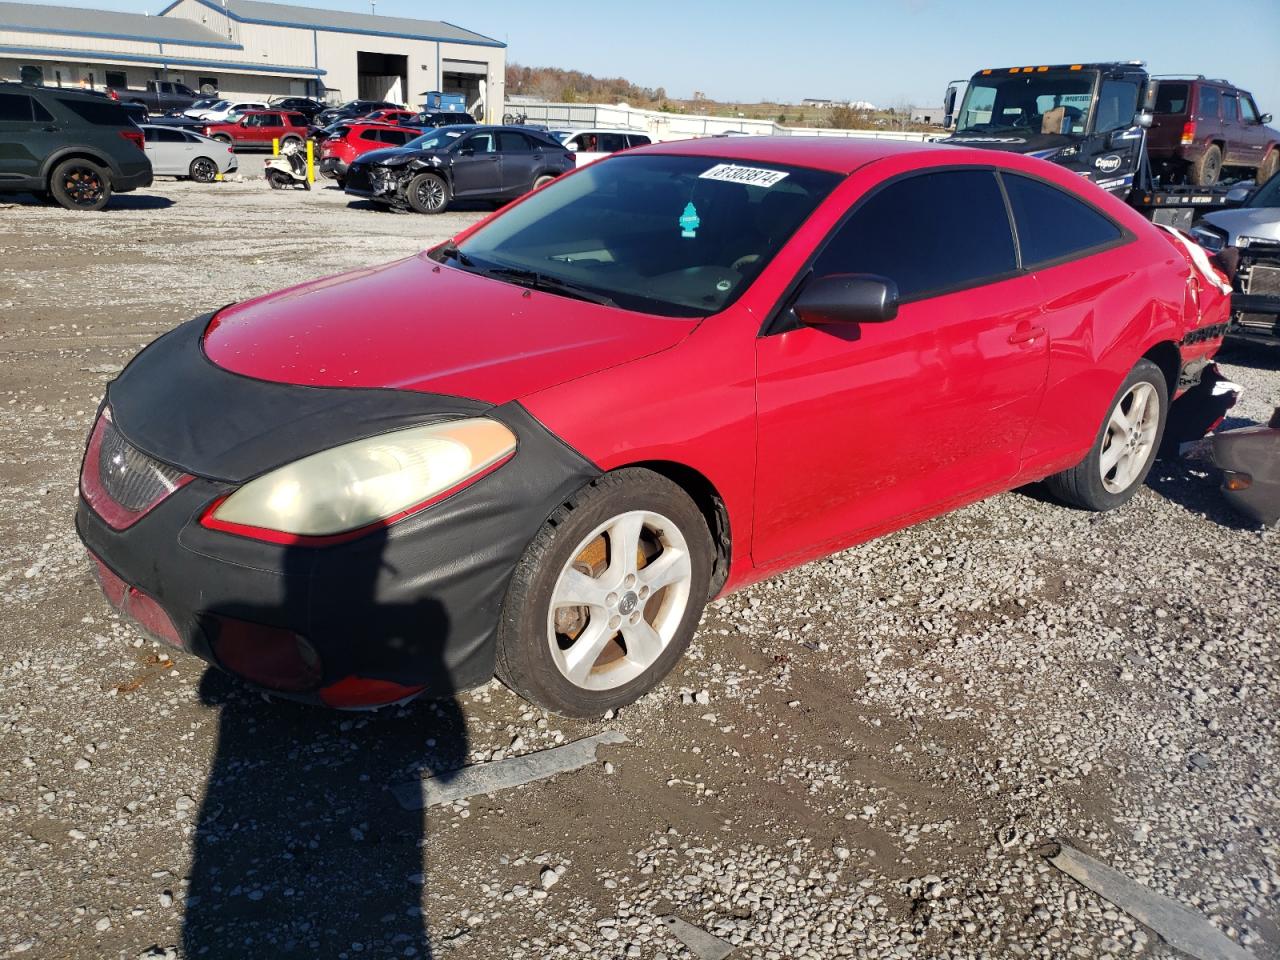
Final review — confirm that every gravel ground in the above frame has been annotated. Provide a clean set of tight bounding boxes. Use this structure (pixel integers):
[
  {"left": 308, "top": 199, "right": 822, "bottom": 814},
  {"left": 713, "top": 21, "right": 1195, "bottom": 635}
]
[{"left": 1, "top": 173, "right": 1278, "bottom": 960}]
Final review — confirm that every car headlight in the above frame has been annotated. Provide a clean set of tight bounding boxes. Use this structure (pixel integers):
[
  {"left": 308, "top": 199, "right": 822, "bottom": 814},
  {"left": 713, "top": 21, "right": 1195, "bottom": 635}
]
[
  {"left": 205, "top": 418, "right": 516, "bottom": 541},
  {"left": 1189, "top": 225, "right": 1227, "bottom": 253}
]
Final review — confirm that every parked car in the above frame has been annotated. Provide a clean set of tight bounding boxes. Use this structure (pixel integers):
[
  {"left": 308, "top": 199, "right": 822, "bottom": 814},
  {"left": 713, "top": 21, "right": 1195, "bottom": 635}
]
[
  {"left": 200, "top": 110, "right": 309, "bottom": 150},
  {"left": 359, "top": 108, "right": 418, "bottom": 126},
  {"left": 406, "top": 110, "right": 476, "bottom": 129},
  {"left": 78, "top": 138, "right": 1230, "bottom": 713},
  {"left": 0, "top": 82, "right": 151, "bottom": 210},
  {"left": 1190, "top": 175, "right": 1280, "bottom": 344},
  {"left": 1210, "top": 406, "right": 1280, "bottom": 526},
  {"left": 108, "top": 79, "right": 200, "bottom": 115},
  {"left": 269, "top": 96, "right": 326, "bottom": 122},
  {"left": 318, "top": 122, "right": 422, "bottom": 185},
  {"left": 187, "top": 100, "right": 269, "bottom": 123},
  {"left": 550, "top": 128, "right": 651, "bottom": 166},
  {"left": 139, "top": 124, "right": 237, "bottom": 182},
  {"left": 313, "top": 99, "right": 400, "bottom": 130},
  {"left": 1148, "top": 77, "right": 1279, "bottom": 186},
  {"left": 344, "top": 125, "right": 573, "bottom": 213}
]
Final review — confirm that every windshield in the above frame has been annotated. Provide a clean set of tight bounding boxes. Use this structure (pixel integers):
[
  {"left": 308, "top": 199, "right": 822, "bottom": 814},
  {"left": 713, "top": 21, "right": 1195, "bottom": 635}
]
[
  {"left": 956, "top": 71, "right": 1097, "bottom": 136},
  {"left": 550, "top": 130, "right": 573, "bottom": 143},
  {"left": 206, "top": 100, "right": 230, "bottom": 112},
  {"left": 448, "top": 154, "right": 840, "bottom": 318},
  {"left": 1247, "top": 175, "right": 1280, "bottom": 209},
  {"left": 404, "top": 127, "right": 469, "bottom": 150}
]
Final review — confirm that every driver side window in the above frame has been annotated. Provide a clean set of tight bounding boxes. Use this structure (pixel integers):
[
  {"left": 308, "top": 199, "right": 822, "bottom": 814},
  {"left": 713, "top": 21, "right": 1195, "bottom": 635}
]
[
  {"left": 1096, "top": 80, "right": 1140, "bottom": 133},
  {"left": 464, "top": 133, "right": 496, "bottom": 153}
]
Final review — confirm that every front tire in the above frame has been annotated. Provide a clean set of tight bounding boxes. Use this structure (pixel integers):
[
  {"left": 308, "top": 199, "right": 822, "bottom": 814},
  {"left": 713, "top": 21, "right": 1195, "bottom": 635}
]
[
  {"left": 532, "top": 173, "right": 556, "bottom": 191},
  {"left": 405, "top": 172, "right": 449, "bottom": 213},
  {"left": 496, "top": 469, "right": 713, "bottom": 717},
  {"left": 1045, "top": 359, "right": 1168, "bottom": 511},
  {"left": 48, "top": 158, "right": 112, "bottom": 211}
]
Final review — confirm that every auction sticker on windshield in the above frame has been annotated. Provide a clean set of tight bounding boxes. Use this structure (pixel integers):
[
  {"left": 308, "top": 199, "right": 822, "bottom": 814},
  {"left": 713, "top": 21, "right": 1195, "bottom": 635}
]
[{"left": 699, "top": 163, "right": 789, "bottom": 188}]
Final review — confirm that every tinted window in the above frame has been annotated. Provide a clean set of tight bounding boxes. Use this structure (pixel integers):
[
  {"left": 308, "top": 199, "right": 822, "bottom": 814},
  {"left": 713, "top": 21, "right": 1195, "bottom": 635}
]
[
  {"left": 464, "top": 133, "right": 496, "bottom": 153},
  {"left": 498, "top": 131, "right": 531, "bottom": 152},
  {"left": 627, "top": 134, "right": 652, "bottom": 147},
  {"left": 0, "top": 94, "right": 38, "bottom": 122},
  {"left": 1223, "top": 95, "right": 1238, "bottom": 122},
  {"left": 1097, "top": 80, "right": 1140, "bottom": 133},
  {"left": 359, "top": 128, "right": 382, "bottom": 142},
  {"left": 156, "top": 127, "right": 186, "bottom": 143},
  {"left": 813, "top": 170, "right": 1016, "bottom": 300},
  {"left": 380, "top": 129, "right": 412, "bottom": 145},
  {"left": 1154, "top": 82, "right": 1188, "bottom": 114},
  {"left": 58, "top": 97, "right": 128, "bottom": 126},
  {"left": 1001, "top": 173, "right": 1122, "bottom": 267},
  {"left": 1241, "top": 97, "right": 1259, "bottom": 123},
  {"left": 1198, "top": 85, "right": 1220, "bottom": 118},
  {"left": 287, "top": 113, "right": 306, "bottom": 126},
  {"left": 32, "top": 100, "right": 53, "bottom": 123},
  {"left": 596, "top": 133, "right": 628, "bottom": 152}
]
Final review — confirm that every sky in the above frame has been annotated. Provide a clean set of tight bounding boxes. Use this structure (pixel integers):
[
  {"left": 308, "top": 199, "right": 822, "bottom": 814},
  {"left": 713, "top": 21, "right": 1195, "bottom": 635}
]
[{"left": 21, "top": 0, "right": 1280, "bottom": 111}]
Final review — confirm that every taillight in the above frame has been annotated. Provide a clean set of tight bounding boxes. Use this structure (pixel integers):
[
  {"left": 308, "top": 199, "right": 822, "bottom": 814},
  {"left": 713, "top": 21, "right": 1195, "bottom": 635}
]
[
  {"left": 120, "top": 128, "right": 144, "bottom": 151},
  {"left": 108, "top": 89, "right": 119, "bottom": 101},
  {"left": 1181, "top": 120, "right": 1196, "bottom": 145},
  {"left": 209, "top": 616, "right": 322, "bottom": 692}
]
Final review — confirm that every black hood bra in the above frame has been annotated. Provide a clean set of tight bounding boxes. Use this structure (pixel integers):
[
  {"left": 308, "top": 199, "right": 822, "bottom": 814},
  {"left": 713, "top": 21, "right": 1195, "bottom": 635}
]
[{"left": 106, "top": 313, "right": 488, "bottom": 484}]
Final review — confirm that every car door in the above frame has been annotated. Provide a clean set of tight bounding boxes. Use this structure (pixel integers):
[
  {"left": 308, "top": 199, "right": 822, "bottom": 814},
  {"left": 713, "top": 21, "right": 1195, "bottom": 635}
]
[
  {"left": 752, "top": 168, "right": 1049, "bottom": 565},
  {"left": 256, "top": 112, "right": 286, "bottom": 147},
  {"left": 1079, "top": 75, "right": 1144, "bottom": 194},
  {"left": 0, "top": 92, "right": 59, "bottom": 184},
  {"left": 144, "top": 126, "right": 189, "bottom": 175},
  {"left": 1237, "top": 94, "right": 1269, "bottom": 170},
  {"left": 1221, "top": 93, "right": 1247, "bottom": 167},
  {"left": 498, "top": 131, "right": 538, "bottom": 193},
  {"left": 450, "top": 131, "right": 500, "bottom": 196}
]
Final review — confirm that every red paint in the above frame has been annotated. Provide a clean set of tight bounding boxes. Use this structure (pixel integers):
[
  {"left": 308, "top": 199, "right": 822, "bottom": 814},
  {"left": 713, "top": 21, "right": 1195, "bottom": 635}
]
[
  {"left": 319, "top": 122, "right": 416, "bottom": 168},
  {"left": 81, "top": 407, "right": 193, "bottom": 530},
  {"left": 200, "top": 109, "right": 309, "bottom": 147},
  {"left": 198, "top": 452, "right": 515, "bottom": 546},
  {"left": 209, "top": 616, "right": 321, "bottom": 692},
  {"left": 359, "top": 109, "right": 418, "bottom": 125},
  {"left": 87, "top": 550, "right": 183, "bottom": 647},
  {"left": 318, "top": 676, "right": 427, "bottom": 709},
  {"left": 203, "top": 139, "right": 1225, "bottom": 592}
]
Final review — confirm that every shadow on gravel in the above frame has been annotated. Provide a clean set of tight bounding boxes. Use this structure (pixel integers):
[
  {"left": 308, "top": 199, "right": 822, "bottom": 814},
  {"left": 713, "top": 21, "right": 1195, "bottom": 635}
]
[
  {"left": 1215, "top": 341, "right": 1280, "bottom": 371},
  {"left": 344, "top": 198, "right": 497, "bottom": 215},
  {"left": 0, "top": 192, "right": 175, "bottom": 210},
  {"left": 1146, "top": 458, "right": 1258, "bottom": 530},
  {"left": 182, "top": 526, "right": 468, "bottom": 959}
]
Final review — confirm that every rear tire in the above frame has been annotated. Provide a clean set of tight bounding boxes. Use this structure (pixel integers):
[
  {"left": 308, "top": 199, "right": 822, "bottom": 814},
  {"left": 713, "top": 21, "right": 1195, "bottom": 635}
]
[
  {"left": 495, "top": 468, "right": 713, "bottom": 717},
  {"left": 48, "top": 158, "right": 112, "bottom": 211},
  {"left": 1190, "top": 144, "right": 1222, "bottom": 186},
  {"left": 189, "top": 157, "right": 218, "bottom": 183},
  {"left": 1258, "top": 149, "right": 1278, "bottom": 186},
  {"left": 405, "top": 172, "right": 449, "bottom": 214},
  {"left": 533, "top": 174, "right": 556, "bottom": 191},
  {"left": 1045, "top": 359, "right": 1168, "bottom": 511}
]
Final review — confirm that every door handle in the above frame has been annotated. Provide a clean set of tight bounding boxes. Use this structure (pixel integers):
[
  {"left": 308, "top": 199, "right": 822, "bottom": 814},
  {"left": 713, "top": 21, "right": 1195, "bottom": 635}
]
[
  {"left": 43, "top": 126, "right": 60, "bottom": 132},
  {"left": 1007, "top": 324, "right": 1046, "bottom": 345}
]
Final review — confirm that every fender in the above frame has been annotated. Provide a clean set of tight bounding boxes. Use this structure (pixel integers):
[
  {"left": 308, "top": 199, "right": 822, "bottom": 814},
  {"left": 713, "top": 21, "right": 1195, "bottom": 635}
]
[{"left": 39, "top": 144, "right": 121, "bottom": 180}]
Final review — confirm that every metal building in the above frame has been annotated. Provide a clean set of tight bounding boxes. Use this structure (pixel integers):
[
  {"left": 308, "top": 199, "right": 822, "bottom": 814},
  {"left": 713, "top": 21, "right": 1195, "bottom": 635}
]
[{"left": 0, "top": 0, "right": 505, "bottom": 118}]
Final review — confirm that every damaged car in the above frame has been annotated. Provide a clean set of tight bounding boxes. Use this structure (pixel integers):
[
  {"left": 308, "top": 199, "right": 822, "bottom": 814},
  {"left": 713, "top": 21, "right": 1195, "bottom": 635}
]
[
  {"left": 78, "top": 138, "right": 1230, "bottom": 715},
  {"left": 344, "top": 125, "right": 574, "bottom": 213}
]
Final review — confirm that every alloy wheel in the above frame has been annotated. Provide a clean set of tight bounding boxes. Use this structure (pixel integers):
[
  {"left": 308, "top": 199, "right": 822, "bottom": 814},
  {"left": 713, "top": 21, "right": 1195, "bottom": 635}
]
[
  {"left": 1099, "top": 382, "right": 1159, "bottom": 493},
  {"left": 416, "top": 177, "right": 445, "bottom": 211},
  {"left": 547, "top": 510, "right": 693, "bottom": 691},
  {"left": 191, "top": 158, "right": 217, "bottom": 183},
  {"left": 61, "top": 166, "right": 103, "bottom": 207}
]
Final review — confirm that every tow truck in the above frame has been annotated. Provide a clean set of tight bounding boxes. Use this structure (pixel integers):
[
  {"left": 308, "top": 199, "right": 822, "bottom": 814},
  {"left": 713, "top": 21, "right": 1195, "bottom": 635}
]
[{"left": 940, "top": 62, "right": 1236, "bottom": 229}]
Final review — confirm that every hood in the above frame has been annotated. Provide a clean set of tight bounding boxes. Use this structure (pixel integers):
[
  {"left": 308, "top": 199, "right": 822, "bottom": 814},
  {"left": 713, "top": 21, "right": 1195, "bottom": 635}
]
[
  {"left": 356, "top": 146, "right": 444, "bottom": 166},
  {"left": 203, "top": 254, "right": 697, "bottom": 405},
  {"left": 937, "top": 131, "right": 1081, "bottom": 155},
  {"left": 1201, "top": 206, "right": 1280, "bottom": 245}
]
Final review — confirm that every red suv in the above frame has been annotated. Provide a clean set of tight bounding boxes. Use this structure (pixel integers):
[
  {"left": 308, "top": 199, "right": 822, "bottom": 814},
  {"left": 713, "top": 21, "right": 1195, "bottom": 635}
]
[
  {"left": 318, "top": 122, "right": 422, "bottom": 185},
  {"left": 1148, "top": 77, "right": 1278, "bottom": 186},
  {"left": 359, "top": 109, "right": 418, "bottom": 126},
  {"left": 201, "top": 110, "right": 309, "bottom": 150}
]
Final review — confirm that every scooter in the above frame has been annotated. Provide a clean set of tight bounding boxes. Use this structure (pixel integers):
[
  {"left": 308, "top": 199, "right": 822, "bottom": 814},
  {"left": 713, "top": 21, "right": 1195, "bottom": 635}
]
[{"left": 265, "top": 140, "right": 311, "bottom": 191}]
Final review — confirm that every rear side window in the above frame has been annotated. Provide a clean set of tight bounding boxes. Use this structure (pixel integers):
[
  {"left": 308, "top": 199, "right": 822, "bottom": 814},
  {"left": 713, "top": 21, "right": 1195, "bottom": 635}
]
[
  {"left": 155, "top": 127, "right": 187, "bottom": 143},
  {"left": 498, "top": 131, "right": 532, "bottom": 152},
  {"left": 813, "top": 169, "right": 1017, "bottom": 300},
  {"left": 1155, "top": 82, "right": 1188, "bottom": 114},
  {"left": 627, "top": 134, "right": 652, "bottom": 147},
  {"left": 381, "top": 129, "right": 412, "bottom": 145},
  {"left": 359, "top": 128, "right": 381, "bottom": 142},
  {"left": 1001, "top": 173, "right": 1122, "bottom": 267},
  {"left": 0, "top": 93, "right": 40, "bottom": 122},
  {"left": 58, "top": 97, "right": 128, "bottom": 126},
  {"left": 286, "top": 113, "right": 306, "bottom": 126},
  {"left": 1197, "top": 86, "right": 1220, "bottom": 118}
]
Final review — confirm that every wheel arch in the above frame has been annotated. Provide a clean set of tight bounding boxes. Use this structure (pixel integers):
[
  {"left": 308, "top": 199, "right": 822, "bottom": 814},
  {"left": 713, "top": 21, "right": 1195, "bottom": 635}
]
[
  {"left": 616, "top": 459, "right": 731, "bottom": 597},
  {"left": 1141, "top": 340, "right": 1180, "bottom": 399},
  {"left": 40, "top": 149, "right": 115, "bottom": 183}
]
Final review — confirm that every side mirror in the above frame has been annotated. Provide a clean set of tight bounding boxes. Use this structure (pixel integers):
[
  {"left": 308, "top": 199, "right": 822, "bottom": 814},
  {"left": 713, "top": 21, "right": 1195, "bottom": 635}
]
[
  {"left": 794, "top": 273, "right": 899, "bottom": 327},
  {"left": 1261, "top": 113, "right": 1274, "bottom": 124},
  {"left": 943, "top": 85, "right": 958, "bottom": 130},
  {"left": 1134, "top": 110, "right": 1154, "bottom": 129}
]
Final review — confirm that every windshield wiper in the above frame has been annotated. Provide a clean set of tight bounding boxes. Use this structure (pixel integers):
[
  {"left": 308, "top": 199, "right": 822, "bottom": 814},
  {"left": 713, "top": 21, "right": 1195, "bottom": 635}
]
[
  {"left": 433, "top": 241, "right": 474, "bottom": 267},
  {"left": 485, "top": 266, "right": 618, "bottom": 307}
]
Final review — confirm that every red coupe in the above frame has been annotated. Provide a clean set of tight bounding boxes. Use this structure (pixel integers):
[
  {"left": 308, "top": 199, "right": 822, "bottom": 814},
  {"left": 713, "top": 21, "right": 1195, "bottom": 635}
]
[{"left": 77, "top": 138, "right": 1230, "bottom": 714}]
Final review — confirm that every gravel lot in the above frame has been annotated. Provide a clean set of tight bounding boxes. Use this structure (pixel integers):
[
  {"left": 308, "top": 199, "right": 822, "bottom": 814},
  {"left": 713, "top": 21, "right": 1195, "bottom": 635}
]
[{"left": 1, "top": 171, "right": 1278, "bottom": 960}]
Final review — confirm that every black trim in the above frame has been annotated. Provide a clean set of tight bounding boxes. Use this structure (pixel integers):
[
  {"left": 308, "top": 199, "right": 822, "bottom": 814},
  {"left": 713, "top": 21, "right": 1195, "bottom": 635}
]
[{"left": 760, "top": 163, "right": 1137, "bottom": 338}]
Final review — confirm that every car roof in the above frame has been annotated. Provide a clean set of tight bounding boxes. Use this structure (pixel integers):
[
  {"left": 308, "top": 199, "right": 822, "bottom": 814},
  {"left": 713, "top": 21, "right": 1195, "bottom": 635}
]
[
  {"left": 629, "top": 136, "right": 949, "bottom": 174},
  {"left": 0, "top": 82, "right": 102, "bottom": 101},
  {"left": 552, "top": 128, "right": 648, "bottom": 135}
]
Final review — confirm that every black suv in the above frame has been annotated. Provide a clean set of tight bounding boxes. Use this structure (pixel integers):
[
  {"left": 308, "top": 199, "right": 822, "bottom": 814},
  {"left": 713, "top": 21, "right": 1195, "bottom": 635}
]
[
  {"left": 344, "top": 125, "right": 574, "bottom": 213},
  {"left": 269, "top": 96, "right": 326, "bottom": 122},
  {"left": 312, "top": 99, "right": 400, "bottom": 131},
  {"left": 0, "top": 83, "right": 151, "bottom": 210}
]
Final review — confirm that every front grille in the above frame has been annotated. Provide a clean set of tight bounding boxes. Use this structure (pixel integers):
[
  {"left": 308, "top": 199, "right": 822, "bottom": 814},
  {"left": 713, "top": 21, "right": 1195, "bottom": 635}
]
[
  {"left": 1241, "top": 262, "right": 1280, "bottom": 298},
  {"left": 98, "top": 418, "right": 187, "bottom": 511}
]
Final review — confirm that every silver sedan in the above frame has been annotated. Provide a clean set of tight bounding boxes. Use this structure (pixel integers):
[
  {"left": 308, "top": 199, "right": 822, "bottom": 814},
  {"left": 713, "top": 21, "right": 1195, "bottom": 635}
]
[{"left": 139, "top": 125, "right": 238, "bottom": 183}]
